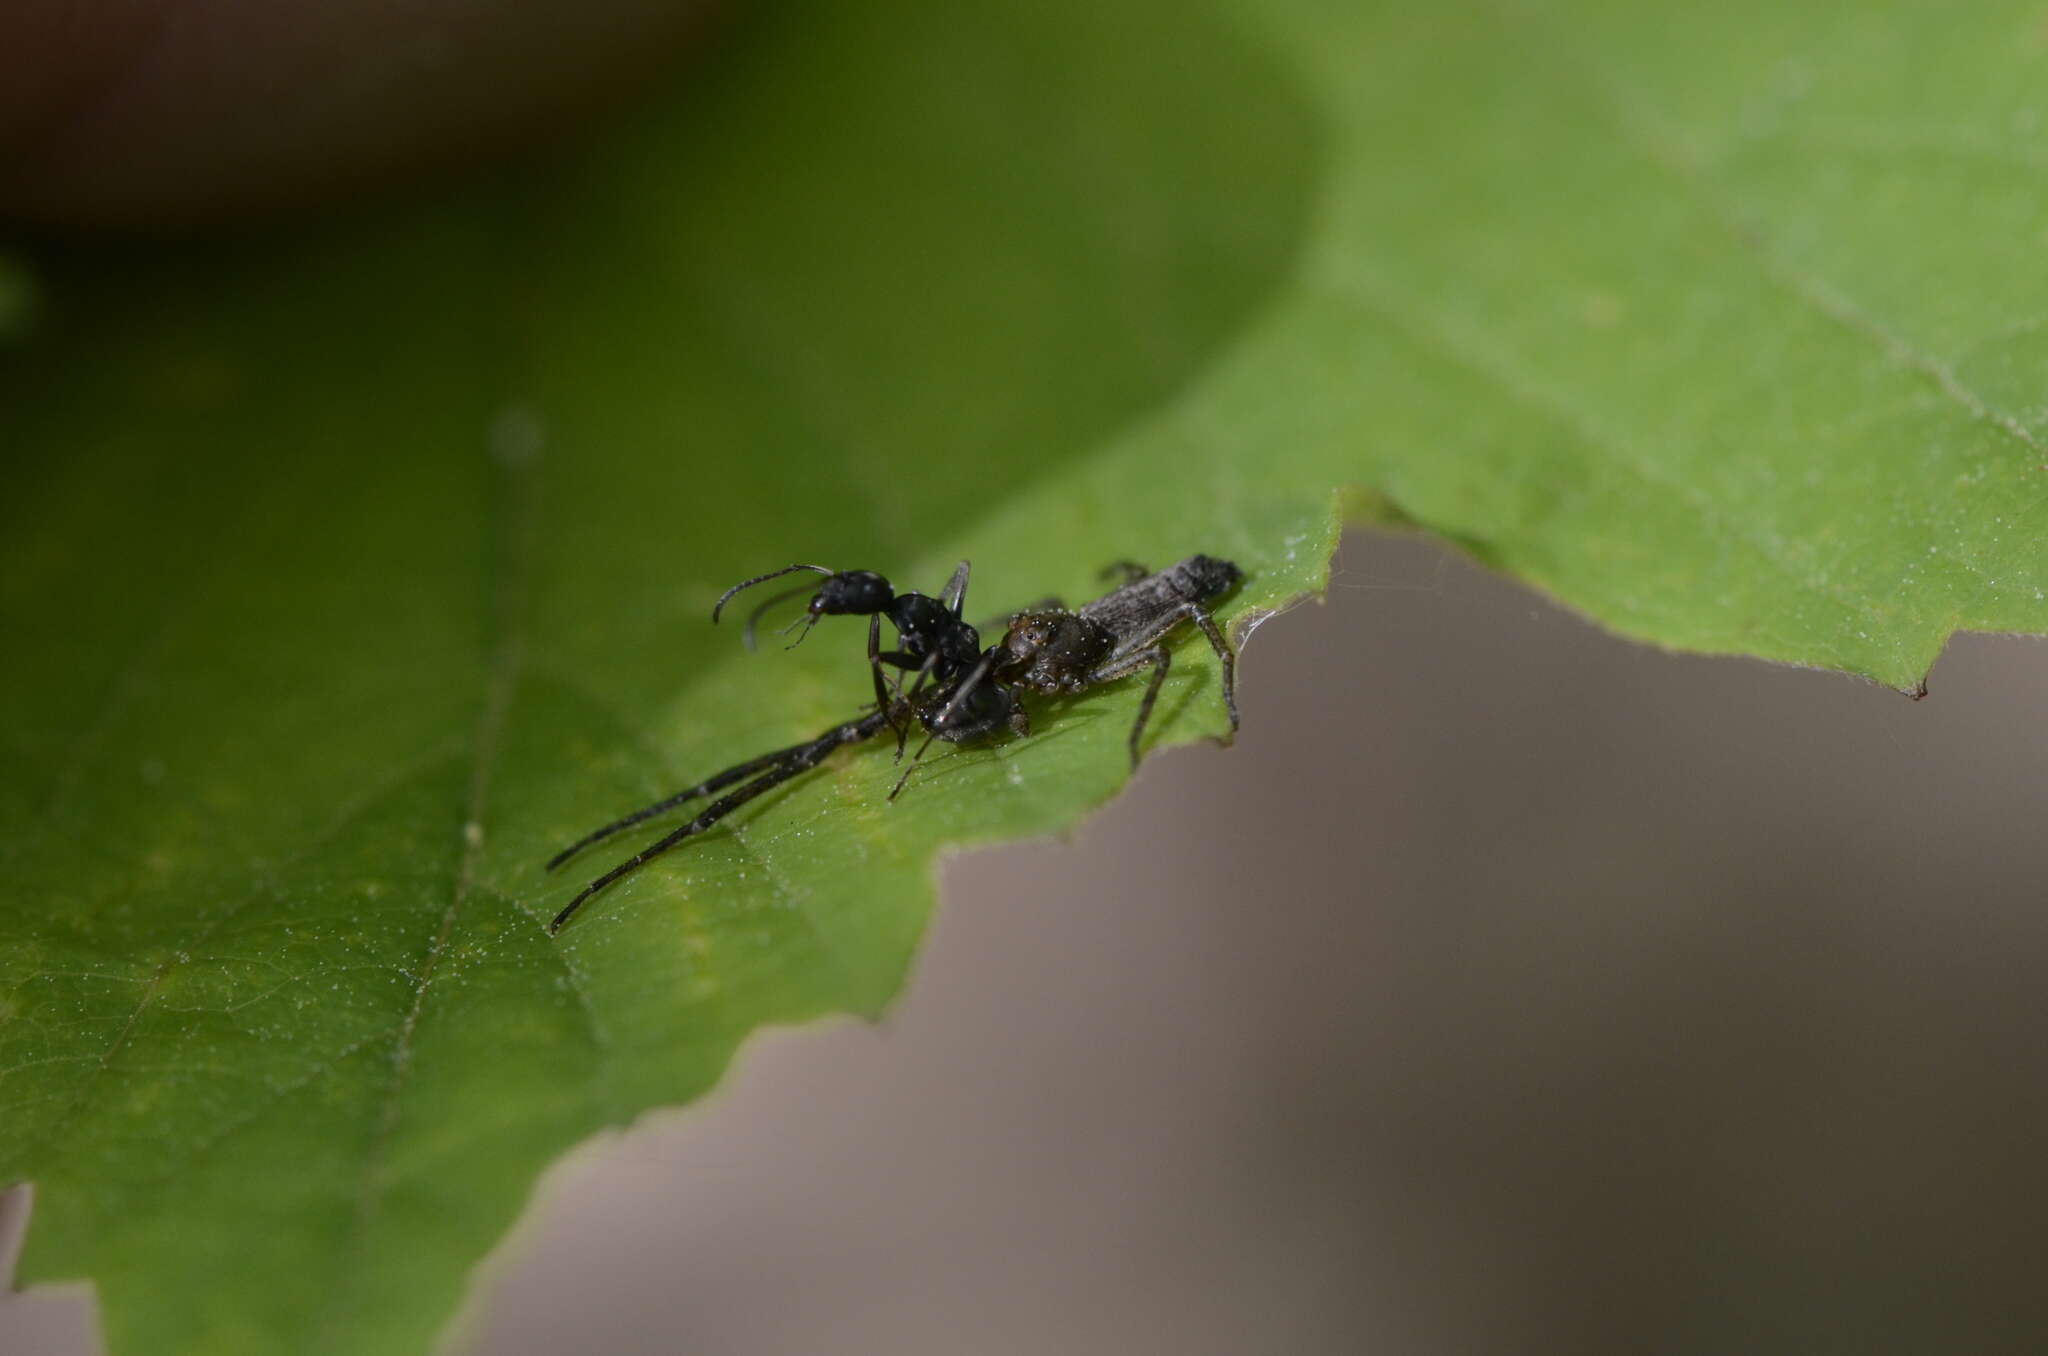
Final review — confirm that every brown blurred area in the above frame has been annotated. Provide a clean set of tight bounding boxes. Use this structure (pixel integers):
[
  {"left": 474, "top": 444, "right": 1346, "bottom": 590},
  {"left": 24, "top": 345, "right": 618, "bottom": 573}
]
[
  {"left": 0, "top": 0, "right": 722, "bottom": 228},
  {"left": 15, "top": 529, "right": 2044, "bottom": 1355}
]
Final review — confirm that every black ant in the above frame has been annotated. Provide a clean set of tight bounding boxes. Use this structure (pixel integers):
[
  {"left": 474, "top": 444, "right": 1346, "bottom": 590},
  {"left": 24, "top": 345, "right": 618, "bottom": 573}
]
[
  {"left": 545, "top": 555, "right": 1242, "bottom": 934},
  {"left": 712, "top": 561, "right": 986, "bottom": 746}
]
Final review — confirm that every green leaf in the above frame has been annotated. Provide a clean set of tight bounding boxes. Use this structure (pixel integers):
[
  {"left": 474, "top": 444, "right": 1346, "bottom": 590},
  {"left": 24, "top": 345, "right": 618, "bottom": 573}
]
[{"left": 4, "top": 1, "right": 2044, "bottom": 1353}]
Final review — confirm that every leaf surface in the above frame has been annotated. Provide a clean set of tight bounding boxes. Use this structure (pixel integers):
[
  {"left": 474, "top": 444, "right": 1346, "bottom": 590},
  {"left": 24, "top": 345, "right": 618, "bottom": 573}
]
[{"left": 4, "top": 2, "right": 2044, "bottom": 1353}]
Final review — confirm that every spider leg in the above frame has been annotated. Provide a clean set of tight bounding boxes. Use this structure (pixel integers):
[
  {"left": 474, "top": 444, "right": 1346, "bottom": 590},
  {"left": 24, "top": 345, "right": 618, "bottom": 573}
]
[
  {"left": 1086, "top": 601, "right": 1238, "bottom": 768},
  {"left": 1089, "top": 644, "right": 1169, "bottom": 770},
  {"left": 1181, "top": 605, "right": 1239, "bottom": 733},
  {"left": 550, "top": 705, "right": 895, "bottom": 933}
]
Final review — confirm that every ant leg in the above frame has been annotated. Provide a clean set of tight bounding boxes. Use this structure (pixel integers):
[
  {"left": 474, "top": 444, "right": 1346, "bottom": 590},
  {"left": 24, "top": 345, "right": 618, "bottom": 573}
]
[
  {"left": 889, "top": 649, "right": 1000, "bottom": 799},
  {"left": 866, "top": 613, "right": 901, "bottom": 740},
  {"left": 550, "top": 705, "right": 894, "bottom": 933},
  {"left": 871, "top": 650, "right": 943, "bottom": 759},
  {"left": 546, "top": 738, "right": 822, "bottom": 871},
  {"left": 894, "top": 652, "right": 944, "bottom": 759},
  {"left": 891, "top": 697, "right": 1031, "bottom": 801},
  {"left": 887, "top": 730, "right": 941, "bottom": 801}
]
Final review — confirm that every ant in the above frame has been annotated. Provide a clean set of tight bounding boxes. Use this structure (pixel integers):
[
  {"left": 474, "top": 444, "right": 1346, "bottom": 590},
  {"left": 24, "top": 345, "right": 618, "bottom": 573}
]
[
  {"left": 712, "top": 561, "right": 985, "bottom": 748},
  {"left": 544, "top": 555, "right": 1242, "bottom": 934}
]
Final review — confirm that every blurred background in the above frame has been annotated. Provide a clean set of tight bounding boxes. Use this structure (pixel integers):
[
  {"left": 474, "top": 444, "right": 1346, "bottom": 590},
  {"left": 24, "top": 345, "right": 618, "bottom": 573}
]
[{"left": 9, "top": 528, "right": 2047, "bottom": 1354}]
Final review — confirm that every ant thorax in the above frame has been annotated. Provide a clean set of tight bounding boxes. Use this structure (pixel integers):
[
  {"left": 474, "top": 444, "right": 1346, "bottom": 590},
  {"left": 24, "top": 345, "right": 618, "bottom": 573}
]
[
  {"left": 1001, "top": 610, "right": 1115, "bottom": 693},
  {"left": 892, "top": 593, "right": 980, "bottom": 666}
]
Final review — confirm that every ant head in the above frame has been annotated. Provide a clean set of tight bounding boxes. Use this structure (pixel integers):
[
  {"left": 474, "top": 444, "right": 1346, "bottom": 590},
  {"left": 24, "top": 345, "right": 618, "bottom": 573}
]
[
  {"left": 714, "top": 563, "right": 888, "bottom": 650},
  {"left": 809, "top": 570, "right": 893, "bottom": 617}
]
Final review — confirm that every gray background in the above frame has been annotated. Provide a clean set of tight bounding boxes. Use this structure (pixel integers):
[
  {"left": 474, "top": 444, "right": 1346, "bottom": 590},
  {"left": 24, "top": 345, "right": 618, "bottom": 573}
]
[{"left": 7, "top": 529, "right": 2047, "bottom": 1354}]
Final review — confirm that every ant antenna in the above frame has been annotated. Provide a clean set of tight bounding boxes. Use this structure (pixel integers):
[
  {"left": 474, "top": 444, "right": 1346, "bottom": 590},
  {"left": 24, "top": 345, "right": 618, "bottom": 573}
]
[{"left": 713, "top": 564, "right": 832, "bottom": 623}]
